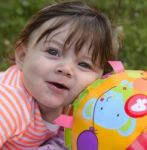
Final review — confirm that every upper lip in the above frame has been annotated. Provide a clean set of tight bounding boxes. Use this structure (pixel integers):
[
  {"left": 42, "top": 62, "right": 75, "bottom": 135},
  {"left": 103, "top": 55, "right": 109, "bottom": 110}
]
[{"left": 47, "top": 81, "right": 70, "bottom": 90}]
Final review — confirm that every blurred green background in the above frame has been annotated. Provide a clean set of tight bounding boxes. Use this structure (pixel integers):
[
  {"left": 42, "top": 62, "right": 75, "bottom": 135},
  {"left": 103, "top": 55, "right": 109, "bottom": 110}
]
[{"left": 0, "top": 0, "right": 147, "bottom": 70}]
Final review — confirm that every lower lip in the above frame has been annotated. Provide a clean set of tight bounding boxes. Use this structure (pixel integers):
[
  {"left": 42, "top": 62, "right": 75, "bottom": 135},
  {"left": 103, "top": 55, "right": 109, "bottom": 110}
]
[{"left": 46, "top": 82, "right": 68, "bottom": 94}]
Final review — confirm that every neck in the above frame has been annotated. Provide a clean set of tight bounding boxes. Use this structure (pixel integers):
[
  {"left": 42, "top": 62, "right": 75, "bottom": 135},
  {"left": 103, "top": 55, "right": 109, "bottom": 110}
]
[{"left": 38, "top": 103, "right": 63, "bottom": 123}]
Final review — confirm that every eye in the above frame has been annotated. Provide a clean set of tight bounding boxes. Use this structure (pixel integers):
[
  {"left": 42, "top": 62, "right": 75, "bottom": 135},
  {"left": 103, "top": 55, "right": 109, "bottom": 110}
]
[
  {"left": 100, "top": 107, "right": 103, "bottom": 110},
  {"left": 46, "top": 48, "right": 60, "bottom": 56},
  {"left": 116, "top": 113, "right": 120, "bottom": 117},
  {"left": 79, "top": 62, "right": 92, "bottom": 69}
]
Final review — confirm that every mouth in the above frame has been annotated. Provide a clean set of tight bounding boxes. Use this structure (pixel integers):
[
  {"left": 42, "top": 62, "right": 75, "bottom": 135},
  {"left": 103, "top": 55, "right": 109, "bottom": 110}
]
[{"left": 48, "top": 82, "right": 69, "bottom": 90}]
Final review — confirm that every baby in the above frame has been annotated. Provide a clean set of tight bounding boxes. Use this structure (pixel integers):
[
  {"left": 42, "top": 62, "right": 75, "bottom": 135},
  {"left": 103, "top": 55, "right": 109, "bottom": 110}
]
[{"left": 0, "top": 1, "right": 116, "bottom": 149}]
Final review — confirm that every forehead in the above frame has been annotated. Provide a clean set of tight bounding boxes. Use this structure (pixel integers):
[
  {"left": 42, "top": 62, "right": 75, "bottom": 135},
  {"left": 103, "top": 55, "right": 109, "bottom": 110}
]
[{"left": 46, "top": 23, "right": 71, "bottom": 44}]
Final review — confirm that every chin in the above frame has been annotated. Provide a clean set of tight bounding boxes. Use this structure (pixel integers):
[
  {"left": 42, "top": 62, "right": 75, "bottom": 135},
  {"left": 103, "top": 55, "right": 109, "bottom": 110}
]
[{"left": 47, "top": 103, "right": 63, "bottom": 109}]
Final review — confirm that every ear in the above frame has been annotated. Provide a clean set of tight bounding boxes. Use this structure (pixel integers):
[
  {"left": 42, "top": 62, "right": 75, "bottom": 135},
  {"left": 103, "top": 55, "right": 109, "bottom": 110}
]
[
  {"left": 15, "top": 43, "right": 26, "bottom": 70},
  {"left": 82, "top": 98, "right": 97, "bottom": 119}
]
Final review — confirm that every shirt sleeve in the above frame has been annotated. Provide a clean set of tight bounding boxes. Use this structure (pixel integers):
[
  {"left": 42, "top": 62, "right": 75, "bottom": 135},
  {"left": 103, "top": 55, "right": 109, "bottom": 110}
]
[{"left": 0, "top": 85, "right": 29, "bottom": 148}]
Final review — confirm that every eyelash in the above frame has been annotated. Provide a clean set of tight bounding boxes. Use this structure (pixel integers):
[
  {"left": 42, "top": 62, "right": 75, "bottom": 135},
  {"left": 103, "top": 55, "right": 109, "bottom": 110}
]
[
  {"left": 46, "top": 48, "right": 60, "bottom": 57},
  {"left": 79, "top": 62, "right": 92, "bottom": 69}
]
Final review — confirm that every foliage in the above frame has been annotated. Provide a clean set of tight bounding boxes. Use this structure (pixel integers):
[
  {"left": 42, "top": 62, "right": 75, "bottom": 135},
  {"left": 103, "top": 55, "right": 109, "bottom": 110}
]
[{"left": 0, "top": 0, "right": 147, "bottom": 70}]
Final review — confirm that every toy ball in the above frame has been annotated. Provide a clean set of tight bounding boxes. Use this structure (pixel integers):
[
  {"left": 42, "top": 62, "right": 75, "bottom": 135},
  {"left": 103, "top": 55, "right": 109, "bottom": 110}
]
[{"left": 64, "top": 61, "right": 147, "bottom": 150}]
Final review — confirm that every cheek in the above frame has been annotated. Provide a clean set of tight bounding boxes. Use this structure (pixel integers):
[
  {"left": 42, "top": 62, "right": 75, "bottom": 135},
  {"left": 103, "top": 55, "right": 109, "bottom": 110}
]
[
  {"left": 24, "top": 55, "right": 47, "bottom": 73},
  {"left": 22, "top": 59, "right": 44, "bottom": 87},
  {"left": 77, "top": 73, "right": 97, "bottom": 91},
  {"left": 80, "top": 74, "right": 98, "bottom": 88}
]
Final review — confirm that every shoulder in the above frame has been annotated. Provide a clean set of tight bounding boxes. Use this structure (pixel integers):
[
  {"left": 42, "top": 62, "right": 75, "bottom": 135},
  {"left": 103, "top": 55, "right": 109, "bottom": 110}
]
[
  {"left": 0, "top": 84, "right": 32, "bottom": 127},
  {"left": 0, "top": 65, "right": 23, "bottom": 86},
  {"left": 0, "top": 65, "right": 32, "bottom": 114}
]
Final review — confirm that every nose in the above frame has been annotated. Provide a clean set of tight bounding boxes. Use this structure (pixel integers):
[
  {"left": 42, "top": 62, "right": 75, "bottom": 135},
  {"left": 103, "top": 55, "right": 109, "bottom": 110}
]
[{"left": 56, "top": 64, "right": 73, "bottom": 78}]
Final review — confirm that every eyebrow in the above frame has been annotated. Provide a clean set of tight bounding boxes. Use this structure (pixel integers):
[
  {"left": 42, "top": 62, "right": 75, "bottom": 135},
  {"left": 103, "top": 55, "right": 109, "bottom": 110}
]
[
  {"left": 44, "top": 39, "right": 64, "bottom": 48},
  {"left": 81, "top": 55, "right": 92, "bottom": 60}
]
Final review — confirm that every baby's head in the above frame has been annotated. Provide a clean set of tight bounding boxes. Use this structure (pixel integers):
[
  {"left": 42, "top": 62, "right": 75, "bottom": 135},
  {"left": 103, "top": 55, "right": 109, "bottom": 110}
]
[
  {"left": 15, "top": 1, "right": 115, "bottom": 68},
  {"left": 14, "top": 1, "right": 117, "bottom": 116}
]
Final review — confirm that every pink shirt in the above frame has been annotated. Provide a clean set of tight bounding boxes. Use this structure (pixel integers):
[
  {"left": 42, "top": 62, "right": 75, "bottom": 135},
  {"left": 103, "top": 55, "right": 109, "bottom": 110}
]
[{"left": 0, "top": 66, "right": 60, "bottom": 149}]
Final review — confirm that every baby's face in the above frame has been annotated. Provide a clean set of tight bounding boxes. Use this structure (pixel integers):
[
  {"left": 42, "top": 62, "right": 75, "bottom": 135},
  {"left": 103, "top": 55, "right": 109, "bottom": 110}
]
[{"left": 16, "top": 19, "right": 103, "bottom": 112}]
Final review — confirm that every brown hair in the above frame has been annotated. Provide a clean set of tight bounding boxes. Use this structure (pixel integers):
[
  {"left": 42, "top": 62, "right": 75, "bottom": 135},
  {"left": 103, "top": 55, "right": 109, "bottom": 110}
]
[{"left": 15, "top": 1, "right": 116, "bottom": 69}]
